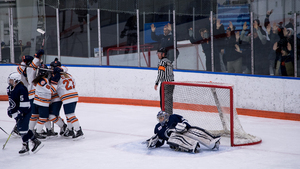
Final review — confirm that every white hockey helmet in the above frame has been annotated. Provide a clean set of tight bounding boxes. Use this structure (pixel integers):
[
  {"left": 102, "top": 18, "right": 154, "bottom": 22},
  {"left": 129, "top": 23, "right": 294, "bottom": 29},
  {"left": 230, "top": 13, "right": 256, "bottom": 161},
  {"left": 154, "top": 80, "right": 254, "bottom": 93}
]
[
  {"left": 7, "top": 72, "right": 21, "bottom": 86},
  {"left": 157, "top": 110, "right": 169, "bottom": 126}
]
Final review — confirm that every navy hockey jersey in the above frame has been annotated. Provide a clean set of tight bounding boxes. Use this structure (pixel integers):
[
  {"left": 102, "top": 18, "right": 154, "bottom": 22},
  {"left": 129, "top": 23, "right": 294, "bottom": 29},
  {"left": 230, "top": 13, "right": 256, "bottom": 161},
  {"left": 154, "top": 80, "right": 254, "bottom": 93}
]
[
  {"left": 7, "top": 83, "right": 31, "bottom": 117},
  {"left": 154, "top": 114, "right": 190, "bottom": 145}
]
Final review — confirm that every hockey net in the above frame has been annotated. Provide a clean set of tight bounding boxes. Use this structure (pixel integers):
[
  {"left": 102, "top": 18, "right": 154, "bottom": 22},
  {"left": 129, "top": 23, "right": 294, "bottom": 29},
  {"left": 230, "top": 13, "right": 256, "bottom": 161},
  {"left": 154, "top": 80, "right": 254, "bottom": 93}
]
[{"left": 161, "top": 81, "right": 262, "bottom": 146}]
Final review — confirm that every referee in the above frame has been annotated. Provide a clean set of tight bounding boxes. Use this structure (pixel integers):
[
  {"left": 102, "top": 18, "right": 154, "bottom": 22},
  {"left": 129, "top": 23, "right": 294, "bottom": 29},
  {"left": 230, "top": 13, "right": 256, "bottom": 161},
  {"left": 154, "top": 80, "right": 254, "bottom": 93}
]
[{"left": 154, "top": 47, "right": 174, "bottom": 115}]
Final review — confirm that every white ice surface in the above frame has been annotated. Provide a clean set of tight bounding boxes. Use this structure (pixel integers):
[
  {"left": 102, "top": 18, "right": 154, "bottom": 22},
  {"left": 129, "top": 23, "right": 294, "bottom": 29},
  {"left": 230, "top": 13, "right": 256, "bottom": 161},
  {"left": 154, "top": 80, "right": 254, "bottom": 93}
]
[{"left": 0, "top": 101, "right": 300, "bottom": 169}]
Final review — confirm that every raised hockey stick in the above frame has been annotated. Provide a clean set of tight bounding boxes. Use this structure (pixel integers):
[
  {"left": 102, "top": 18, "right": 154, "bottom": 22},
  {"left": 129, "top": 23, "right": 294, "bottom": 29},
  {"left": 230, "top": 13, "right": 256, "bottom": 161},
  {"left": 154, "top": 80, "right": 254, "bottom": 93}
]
[
  {"left": 0, "top": 127, "right": 9, "bottom": 135},
  {"left": 37, "top": 28, "right": 45, "bottom": 49},
  {"left": 2, "top": 123, "right": 18, "bottom": 150}
]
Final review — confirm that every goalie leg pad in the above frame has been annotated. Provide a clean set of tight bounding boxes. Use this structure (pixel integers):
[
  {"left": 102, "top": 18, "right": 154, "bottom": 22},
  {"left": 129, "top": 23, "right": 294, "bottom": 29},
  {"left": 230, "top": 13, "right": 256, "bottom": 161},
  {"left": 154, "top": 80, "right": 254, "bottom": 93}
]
[
  {"left": 183, "top": 127, "right": 221, "bottom": 149},
  {"left": 167, "top": 132, "right": 199, "bottom": 153}
]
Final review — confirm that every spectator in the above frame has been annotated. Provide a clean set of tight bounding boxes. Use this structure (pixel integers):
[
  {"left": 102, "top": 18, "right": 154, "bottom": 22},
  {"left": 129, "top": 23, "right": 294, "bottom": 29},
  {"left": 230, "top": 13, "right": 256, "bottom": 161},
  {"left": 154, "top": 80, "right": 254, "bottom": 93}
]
[
  {"left": 221, "top": 23, "right": 243, "bottom": 73},
  {"left": 274, "top": 43, "right": 294, "bottom": 76},
  {"left": 240, "top": 21, "right": 268, "bottom": 75},
  {"left": 120, "top": 15, "right": 137, "bottom": 54},
  {"left": 151, "top": 23, "right": 179, "bottom": 62},
  {"left": 210, "top": 17, "right": 226, "bottom": 72},
  {"left": 188, "top": 27, "right": 212, "bottom": 71}
]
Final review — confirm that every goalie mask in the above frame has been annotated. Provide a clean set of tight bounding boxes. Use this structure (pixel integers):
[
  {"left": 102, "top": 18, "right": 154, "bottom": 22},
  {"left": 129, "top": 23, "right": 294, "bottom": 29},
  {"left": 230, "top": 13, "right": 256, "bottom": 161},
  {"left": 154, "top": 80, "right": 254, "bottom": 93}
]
[
  {"left": 157, "top": 111, "right": 169, "bottom": 126},
  {"left": 7, "top": 72, "right": 21, "bottom": 87}
]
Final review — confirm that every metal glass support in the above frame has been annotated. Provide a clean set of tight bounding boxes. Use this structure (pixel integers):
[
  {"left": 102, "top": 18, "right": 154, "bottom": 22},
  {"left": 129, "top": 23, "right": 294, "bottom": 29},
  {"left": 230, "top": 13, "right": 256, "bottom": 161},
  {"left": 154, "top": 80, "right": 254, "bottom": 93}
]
[
  {"left": 56, "top": 8, "right": 60, "bottom": 61},
  {"left": 87, "top": 0, "right": 91, "bottom": 58},
  {"left": 97, "top": 9, "right": 102, "bottom": 65},
  {"left": 294, "top": 13, "right": 297, "bottom": 77},
  {"left": 173, "top": 10, "right": 177, "bottom": 69},
  {"left": 210, "top": 11, "right": 214, "bottom": 72},
  {"left": 137, "top": 9, "right": 140, "bottom": 67},
  {"left": 250, "top": 12, "right": 254, "bottom": 75},
  {"left": 9, "top": 8, "right": 14, "bottom": 63}
]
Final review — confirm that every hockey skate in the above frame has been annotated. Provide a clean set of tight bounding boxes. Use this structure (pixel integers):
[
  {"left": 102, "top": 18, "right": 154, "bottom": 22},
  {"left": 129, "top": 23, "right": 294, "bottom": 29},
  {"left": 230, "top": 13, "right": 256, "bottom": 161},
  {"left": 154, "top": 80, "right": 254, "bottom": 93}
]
[
  {"left": 47, "top": 128, "right": 58, "bottom": 137},
  {"left": 63, "top": 128, "right": 75, "bottom": 138},
  {"left": 19, "top": 142, "right": 29, "bottom": 155},
  {"left": 73, "top": 127, "right": 84, "bottom": 140},
  {"left": 31, "top": 138, "right": 44, "bottom": 154},
  {"left": 60, "top": 124, "right": 67, "bottom": 135},
  {"left": 34, "top": 130, "right": 47, "bottom": 139}
]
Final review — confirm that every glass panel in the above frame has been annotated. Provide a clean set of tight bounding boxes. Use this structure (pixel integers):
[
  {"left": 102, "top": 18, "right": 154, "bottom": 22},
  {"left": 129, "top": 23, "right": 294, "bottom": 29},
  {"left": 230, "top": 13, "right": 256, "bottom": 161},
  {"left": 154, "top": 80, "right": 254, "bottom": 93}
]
[
  {"left": 0, "top": 7, "right": 12, "bottom": 63},
  {"left": 296, "top": 0, "right": 300, "bottom": 77},
  {"left": 214, "top": 2, "right": 250, "bottom": 74},
  {"left": 100, "top": 0, "right": 138, "bottom": 67},
  {"left": 139, "top": 0, "right": 174, "bottom": 68},
  {"left": 10, "top": 1, "right": 45, "bottom": 64},
  {"left": 251, "top": 0, "right": 294, "bottom": 76},
  {"left": 175, "top": 0, "right": 214, "bottom": 71}
]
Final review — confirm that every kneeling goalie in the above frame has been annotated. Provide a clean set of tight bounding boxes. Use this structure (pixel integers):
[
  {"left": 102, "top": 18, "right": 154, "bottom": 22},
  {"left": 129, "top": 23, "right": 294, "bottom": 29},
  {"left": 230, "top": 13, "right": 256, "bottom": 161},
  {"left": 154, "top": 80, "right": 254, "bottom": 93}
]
[{"left": 146, "top": 111, "right": 221, "bottom": 153}]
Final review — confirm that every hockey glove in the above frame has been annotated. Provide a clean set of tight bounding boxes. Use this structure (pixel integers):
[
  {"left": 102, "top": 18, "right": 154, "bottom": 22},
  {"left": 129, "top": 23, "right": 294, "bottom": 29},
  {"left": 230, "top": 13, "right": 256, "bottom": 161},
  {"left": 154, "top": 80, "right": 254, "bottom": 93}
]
[
  {"left": 35, "top": 49, "right": 44, "bottom": 58},
  {"left": 175, "top": 123, "right": 187, "bottom": 133},
  {"left": 146, "top": 134, "right": 159, "bottom": 148},
  {"left": 22, "top": 55, "right": 34, "bottom": 66},
  {"left": 10, "top": 111, "right": 23, "bottom": 121}
]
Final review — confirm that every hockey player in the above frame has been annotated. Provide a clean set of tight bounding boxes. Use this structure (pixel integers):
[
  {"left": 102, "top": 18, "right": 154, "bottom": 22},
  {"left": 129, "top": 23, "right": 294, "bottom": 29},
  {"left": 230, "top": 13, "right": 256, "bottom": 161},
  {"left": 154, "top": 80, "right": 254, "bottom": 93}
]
[
  {"left": 51, "top": 65, "right": 84, "bottom": 139},
  {"left": 31, "top": 64, "right": 55, "bottom": 137},
  {"left": 146, "top": 111, "right": 221, "bottom": 153},
  {"left": 7, "top": 72, "right": 43, "bottom": 155},
  {"left": 49, "top": 58, "right": 67, "bottom": 136},
  {"left": 15, "top": 50, "right": 43, "bottom": 136}
]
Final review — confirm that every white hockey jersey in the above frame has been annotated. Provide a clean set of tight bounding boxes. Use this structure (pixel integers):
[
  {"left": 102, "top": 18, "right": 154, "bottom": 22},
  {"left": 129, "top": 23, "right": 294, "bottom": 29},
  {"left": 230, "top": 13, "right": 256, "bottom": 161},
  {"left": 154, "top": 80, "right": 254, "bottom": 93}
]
[
  {"left": 17, "top": 63, "right": 29, "bottom": 88},
  {"left": 27, "top": 58, "right": 41, "bottom": 100},
  {"left": 33, "top": 78, "right": 56, "bottom": 107},
  {"left": 53, "top": 73, "right": 78, "bottom": 104}
]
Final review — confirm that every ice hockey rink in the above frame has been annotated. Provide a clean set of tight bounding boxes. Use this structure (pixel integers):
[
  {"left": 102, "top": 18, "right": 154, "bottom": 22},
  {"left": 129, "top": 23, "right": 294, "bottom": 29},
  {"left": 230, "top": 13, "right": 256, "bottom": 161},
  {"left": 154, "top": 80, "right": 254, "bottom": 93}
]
[{"left": 0, "top": 101, "right": 300, "bottom": 169}]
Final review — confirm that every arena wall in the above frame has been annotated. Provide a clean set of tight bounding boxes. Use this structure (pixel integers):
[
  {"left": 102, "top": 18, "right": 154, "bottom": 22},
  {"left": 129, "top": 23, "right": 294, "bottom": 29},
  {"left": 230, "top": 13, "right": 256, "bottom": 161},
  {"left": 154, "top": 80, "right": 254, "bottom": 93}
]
[{"left": 1, "top": 65, "right": 299, "bottom": 121}]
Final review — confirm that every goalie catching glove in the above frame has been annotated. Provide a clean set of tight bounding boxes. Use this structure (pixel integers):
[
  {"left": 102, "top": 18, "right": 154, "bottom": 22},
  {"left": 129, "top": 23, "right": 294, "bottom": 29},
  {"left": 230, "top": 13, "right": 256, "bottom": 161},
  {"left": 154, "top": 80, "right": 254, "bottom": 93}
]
[
  {"left": 175, "top": 122, "right": 187, "bottom": 133},
  {"left": 146, "top": 134, "right": 164, "bottom": 148}
]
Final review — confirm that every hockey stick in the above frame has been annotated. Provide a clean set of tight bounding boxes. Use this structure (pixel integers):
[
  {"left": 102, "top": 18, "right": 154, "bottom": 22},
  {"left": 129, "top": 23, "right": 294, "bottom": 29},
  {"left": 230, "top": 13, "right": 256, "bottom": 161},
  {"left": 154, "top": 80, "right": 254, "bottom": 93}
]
[
  {"left": 2, "top": 123, "right": 18, "bottom": 150},
  {"left": 0, "top": 127, "right": 9, "bottom": 135},
  {"left": 37, "top": 28, "right": 45, "bottom": 49}
]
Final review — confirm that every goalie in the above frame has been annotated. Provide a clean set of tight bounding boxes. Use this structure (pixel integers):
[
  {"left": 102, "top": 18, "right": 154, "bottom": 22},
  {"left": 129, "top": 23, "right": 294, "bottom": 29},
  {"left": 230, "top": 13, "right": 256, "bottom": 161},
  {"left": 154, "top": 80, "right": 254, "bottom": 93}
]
[{"left": 146, "top": 111, "right": 221, "bottom": 153}]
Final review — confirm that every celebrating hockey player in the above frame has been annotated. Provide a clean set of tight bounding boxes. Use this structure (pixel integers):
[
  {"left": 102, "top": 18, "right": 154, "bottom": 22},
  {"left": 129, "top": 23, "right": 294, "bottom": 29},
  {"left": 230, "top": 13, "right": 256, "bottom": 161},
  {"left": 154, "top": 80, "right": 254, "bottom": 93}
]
[
  {"left": 6, "top": 72, "right": 43, "bottom": 155},
  {"left": 146, "top": 111, "right": 221, "bottom": 153},
  {"left": 31, "top": 63, "right": 57, "bottom": 138},
  {"left": 49, "top": 58, "right": 67, "bottom": 136},
  {"left": 50, "top": 64, "right": 84, "bottom": 139}
]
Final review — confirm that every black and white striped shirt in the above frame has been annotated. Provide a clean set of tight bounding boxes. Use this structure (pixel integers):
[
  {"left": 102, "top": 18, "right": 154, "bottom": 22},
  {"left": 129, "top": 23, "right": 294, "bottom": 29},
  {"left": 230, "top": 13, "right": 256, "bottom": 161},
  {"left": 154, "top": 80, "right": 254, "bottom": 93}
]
[{"left": 155, "top": 57, "right": 174, "bottom": 85}]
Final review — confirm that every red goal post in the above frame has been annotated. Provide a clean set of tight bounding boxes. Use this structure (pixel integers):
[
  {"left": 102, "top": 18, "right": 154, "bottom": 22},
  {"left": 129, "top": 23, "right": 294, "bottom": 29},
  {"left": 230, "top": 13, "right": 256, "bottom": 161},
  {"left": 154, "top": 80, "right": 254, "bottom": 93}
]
[{"left": 161, "top": 81, "right": 262, "bottom": 147}]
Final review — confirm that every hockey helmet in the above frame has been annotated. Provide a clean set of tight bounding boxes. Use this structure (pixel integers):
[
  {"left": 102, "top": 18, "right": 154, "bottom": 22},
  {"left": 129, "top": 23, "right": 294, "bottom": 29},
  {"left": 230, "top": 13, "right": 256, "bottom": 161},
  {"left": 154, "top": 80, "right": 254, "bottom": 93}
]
[
  {"left": 37, "top": 63, "right": 49, "bottom": 77},
  {"left": 157, "top": 47, "right": 167, "bottom": 54},
  {"left": 50, "top": 58, "right": 61, "bottom": 69},
  {"left": 157, "top": 110, "right": 169, "bottom": 126},
  {"left": 7, "top": 72, "right": 21, "bottom": 86}
]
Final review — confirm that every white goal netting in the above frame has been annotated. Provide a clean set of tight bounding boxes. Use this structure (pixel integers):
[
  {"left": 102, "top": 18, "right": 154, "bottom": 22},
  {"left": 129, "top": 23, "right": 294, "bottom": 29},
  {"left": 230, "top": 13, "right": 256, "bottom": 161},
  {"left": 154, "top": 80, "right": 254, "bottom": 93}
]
[{"left": 162, "top": 81, "right": 261, "bottom": 146}]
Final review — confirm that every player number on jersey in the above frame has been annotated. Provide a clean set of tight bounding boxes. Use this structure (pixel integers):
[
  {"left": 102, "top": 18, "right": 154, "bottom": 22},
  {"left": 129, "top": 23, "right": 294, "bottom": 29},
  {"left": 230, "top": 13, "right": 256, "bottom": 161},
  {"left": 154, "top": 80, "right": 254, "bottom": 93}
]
[{"left": 63, "top": 79, "right": 75, "bottom": 90}]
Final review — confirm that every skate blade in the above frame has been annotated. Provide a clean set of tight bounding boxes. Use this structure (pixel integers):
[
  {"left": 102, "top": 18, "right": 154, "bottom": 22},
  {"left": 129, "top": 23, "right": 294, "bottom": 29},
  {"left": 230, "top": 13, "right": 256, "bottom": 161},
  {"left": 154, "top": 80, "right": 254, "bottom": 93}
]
[
  {"left": 19, "top": 152, "right": 30, "bottom": 156},
  {"left": 73, "top": 135, "right": 85, "bottom": 141},
  {"left": 32, "top": 143, "right": 44, "bottom": 154}
]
